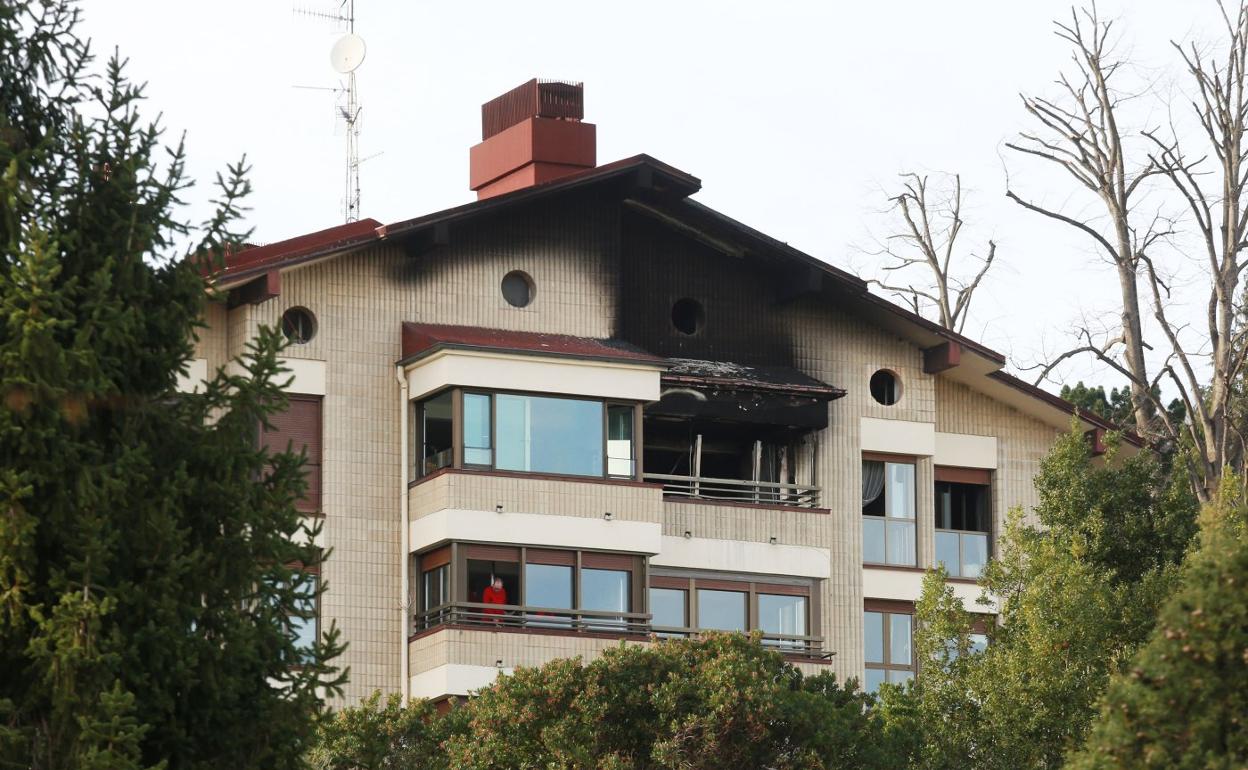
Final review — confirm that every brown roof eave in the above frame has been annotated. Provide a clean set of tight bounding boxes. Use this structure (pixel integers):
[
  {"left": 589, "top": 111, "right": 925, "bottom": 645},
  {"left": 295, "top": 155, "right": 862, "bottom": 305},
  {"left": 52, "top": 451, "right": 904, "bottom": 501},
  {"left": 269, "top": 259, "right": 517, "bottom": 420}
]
[{"left": 987, "top": 370, "right": 1144, "bottom": 447}]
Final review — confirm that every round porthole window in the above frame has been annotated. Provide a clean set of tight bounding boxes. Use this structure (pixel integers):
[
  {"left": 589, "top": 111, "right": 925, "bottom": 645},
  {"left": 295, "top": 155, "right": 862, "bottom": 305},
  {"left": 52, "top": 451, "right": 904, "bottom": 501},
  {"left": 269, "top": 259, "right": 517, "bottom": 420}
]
[
  {"left": 870, "top": 369, "right": 901, "bottom": 406},
  {"left": 671, "top": 297, "right": 705, "bottom": 336},
  {"left": 280, "top": 307, "right": 317, "bottom": 345},
  {"left": 501, "top": 270, "right": 535, "bottom": 308}
]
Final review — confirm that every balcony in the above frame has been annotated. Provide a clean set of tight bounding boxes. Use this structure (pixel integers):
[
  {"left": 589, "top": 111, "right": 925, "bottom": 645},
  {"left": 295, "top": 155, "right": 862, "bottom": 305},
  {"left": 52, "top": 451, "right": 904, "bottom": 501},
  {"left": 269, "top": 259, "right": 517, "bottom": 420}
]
[
  {"left": 644, "top": 472, "right": 820, "bottom": 508},
  {"left": 412, "top": 602, "right": 829, "bottom": 660}
]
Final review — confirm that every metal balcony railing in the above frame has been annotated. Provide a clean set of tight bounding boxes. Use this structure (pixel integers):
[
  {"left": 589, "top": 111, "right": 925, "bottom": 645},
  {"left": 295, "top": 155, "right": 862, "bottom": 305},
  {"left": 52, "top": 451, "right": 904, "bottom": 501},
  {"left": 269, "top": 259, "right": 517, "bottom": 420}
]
[
  {"left": 411, "top": 603, "right": 830, "bottom": 660},
  {"left": 650, "top": 626, "right": 830, "bottom": 659},
  {"left": 414, "top": 602, "right": 652, "bottom": 636},
  {"left": 644, "top": 473, "right": 821, "bottom": 508}
]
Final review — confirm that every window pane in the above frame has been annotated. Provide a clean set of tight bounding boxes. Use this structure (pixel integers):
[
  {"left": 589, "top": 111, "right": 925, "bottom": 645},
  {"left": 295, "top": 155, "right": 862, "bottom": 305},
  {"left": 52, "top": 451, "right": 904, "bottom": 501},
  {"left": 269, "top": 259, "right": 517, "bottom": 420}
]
[
  {"left": 862, "top": 460, "right": 885, "bottom": 515},
  {"left": 697, "top": 589, "right": 746, "bottom": 631},
  {"left": 936, "top": 484, "right": 953, "bottom": 529},
  {"left": 970, "top": 633, "right": 989, "bottom": 655},
  {"left": 758, "top": 594, "right": 806, "bottom": 643},
  {"left": 864, "top": 668, "right": 887, "bottom": 694},
  {"left": 863, "top": 518, "right": 886, "bottom": 563},
  {"left": 468, "top": 558, "right": 519, "bottom": 619},
  {"left": 962, "top": 533, "right": 988, "bottom": 578},
  {"left": 864, "top": 611, "right": 884, "bottom": 663},
  {"left": 525, "top": 563, "right": 573, "bottom": 610},
  {"left": 496, "top": 395, "right": 604, "bottom": 476},
  {"left": 650, "top": 587, "right": 687, "bottom": 629},
  {"left": 421, "top": 391, "right": 453, "bottom": 474},
  {"left": 890, "top": 614, "right": 912, "bottom": 666},
  {"left": 888, "top": 669, "right": 914, "bottom": 686},
  {"left": 421, "top": 564, "right": 449, "bottom": 612},
  {"left": 582, "top": 568, "right": 630, "bottom": 613},
  {"left": 886, "top": 520, "right": 916, "bottom": 566},
  {"left": 607, "top": 405, "right": 634, "bottom": 477},
  {"left": 289, "top": 572, "right": 317, "bottom": 656},
  {"left": 758, "top": 594, "right": 806, "bottom": 636},
  {"left": 463, "top": 393, "right": 492, "bottom": 465},
  {"left": 935, "top": 531, "right": 961, "bottom": 575},
  {"left": 886, "top": 463, "right": 915, "bottom": 519}
]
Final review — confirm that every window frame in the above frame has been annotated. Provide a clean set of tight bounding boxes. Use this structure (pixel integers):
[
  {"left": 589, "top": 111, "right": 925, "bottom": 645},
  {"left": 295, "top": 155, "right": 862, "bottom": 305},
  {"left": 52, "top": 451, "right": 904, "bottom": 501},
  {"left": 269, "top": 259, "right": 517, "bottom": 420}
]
[
  {"left": 648, "top": 571, "right": 817, "bottom": 646},
  {"left": 411, "top": 388, "right": 643, "bottom": 482},
  {"left": 412, "top": 542, "right": 647, "bottom": 635},
  {"left": 862, "top": 453, "right": 917, "bottom": 567},
  {"left": 933, "top": 467, "right": 993, "bottom": 579},
  {"left": 864, "top": 599, "right": 915, "bottom": 690}
]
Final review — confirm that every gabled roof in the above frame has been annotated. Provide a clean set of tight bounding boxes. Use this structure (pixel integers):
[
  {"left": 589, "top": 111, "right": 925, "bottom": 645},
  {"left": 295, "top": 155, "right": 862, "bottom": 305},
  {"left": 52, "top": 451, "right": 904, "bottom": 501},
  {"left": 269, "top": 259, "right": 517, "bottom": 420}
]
[
  {"left": 400, "top": 322, "right": 666, "bottom": 367},
  {"left": 213, "top": 155, "right": 697, "bottom": 286},
  {"left": 214, "top": 153, "right": 1136, "bottom": 446}
]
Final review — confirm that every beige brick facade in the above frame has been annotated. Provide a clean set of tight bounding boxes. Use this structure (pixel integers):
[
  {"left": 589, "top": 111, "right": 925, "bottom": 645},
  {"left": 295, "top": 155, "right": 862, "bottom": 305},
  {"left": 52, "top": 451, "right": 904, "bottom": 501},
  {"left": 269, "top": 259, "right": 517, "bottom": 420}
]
[{"left": 198, "top": 183, "right": 1102, "bottom": 703}]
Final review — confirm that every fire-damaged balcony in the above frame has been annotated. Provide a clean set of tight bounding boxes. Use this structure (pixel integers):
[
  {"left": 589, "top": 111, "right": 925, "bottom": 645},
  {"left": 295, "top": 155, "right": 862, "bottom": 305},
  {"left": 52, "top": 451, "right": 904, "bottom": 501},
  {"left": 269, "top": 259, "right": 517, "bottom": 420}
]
[{"left": 643, "top": 359, "right": 844, "bottom": 509}]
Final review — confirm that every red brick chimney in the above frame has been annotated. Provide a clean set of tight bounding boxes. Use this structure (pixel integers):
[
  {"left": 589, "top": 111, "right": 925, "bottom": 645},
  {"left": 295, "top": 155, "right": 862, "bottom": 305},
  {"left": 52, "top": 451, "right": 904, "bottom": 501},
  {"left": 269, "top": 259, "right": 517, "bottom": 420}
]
[{"left": 469, "top": 79, "right": 596, "bottom": 200}]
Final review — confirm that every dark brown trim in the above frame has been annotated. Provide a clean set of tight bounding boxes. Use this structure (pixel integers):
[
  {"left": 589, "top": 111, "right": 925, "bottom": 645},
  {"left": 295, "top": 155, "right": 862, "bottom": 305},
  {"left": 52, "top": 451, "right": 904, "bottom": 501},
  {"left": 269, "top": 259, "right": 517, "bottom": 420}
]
[
  {"left": 408, "top": 623, "right": 646, "bottom": 644},
  {"left": 864, "top": 598, "right": 915, "bottom": 614},
  {"left": 863, "top": 564, "right": 929, "bottom": 574},
  {"left": 754, "top": 582, "right": 810, "bottom": 596},
  {"left": 862, "top": 451, "right": 916, "bottom": 464},
  {"left": 934, "top": 466, "right": 992, "bottom": 485},
  {"left": 662, "top": 496, "right": 830, "bottom": 515}
]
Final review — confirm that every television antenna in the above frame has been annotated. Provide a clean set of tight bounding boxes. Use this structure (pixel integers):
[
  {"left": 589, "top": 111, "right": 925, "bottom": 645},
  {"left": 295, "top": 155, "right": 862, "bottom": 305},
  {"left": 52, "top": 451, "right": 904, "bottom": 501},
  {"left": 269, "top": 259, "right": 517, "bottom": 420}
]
[{"left": 293, "top": 0, "right": 370, "bottom": 223}]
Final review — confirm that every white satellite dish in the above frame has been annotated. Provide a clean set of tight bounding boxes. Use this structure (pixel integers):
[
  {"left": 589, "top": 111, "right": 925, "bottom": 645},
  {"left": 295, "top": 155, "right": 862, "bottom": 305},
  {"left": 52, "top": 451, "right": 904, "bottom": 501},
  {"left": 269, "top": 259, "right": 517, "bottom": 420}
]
[{"left": 330, "top": 33, "right": 367, "bottom": 74}]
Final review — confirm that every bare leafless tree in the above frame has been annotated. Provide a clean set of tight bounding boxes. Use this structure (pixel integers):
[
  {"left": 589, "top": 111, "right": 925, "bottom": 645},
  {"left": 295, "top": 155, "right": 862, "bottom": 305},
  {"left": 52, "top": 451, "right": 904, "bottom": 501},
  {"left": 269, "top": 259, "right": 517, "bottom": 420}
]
[
  {"left": 1014, "top": 1, "right": 1248, "bottom": 501},
  {"left": 1006, "top": 3, "right": 1172, "bottom": 436},
  {"left": 870, "top": 172, "right": 997, "bottom": 334}
]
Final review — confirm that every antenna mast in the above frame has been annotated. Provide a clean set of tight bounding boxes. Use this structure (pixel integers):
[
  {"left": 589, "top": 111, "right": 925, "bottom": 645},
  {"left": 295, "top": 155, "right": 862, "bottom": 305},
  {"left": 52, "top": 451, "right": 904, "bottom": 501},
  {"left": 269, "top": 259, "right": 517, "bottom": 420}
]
[
  {"left": 296, "top": 0, "right": 367, "bottom": 223},
  {"left": 341, "top": 0, "right": 361, "bottom": 223}
]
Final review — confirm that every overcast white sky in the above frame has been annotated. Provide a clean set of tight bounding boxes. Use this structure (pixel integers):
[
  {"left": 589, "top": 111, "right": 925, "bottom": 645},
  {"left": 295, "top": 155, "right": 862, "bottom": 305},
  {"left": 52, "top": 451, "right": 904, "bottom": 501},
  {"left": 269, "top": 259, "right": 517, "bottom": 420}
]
[{"left": 79, "top": 0, "right": 1234, "bottom": 394}]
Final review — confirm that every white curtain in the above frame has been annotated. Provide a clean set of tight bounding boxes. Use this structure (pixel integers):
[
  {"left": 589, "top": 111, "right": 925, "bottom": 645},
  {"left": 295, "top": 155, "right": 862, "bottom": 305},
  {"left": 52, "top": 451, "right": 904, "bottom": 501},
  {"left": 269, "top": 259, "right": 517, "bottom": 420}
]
[{"left": 862, "top": 460, "right": 885, "bottom": 507}]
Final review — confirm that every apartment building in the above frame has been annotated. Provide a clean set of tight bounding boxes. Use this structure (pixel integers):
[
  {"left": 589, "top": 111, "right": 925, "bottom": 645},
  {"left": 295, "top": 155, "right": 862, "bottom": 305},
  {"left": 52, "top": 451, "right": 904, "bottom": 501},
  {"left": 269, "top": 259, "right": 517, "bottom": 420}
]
[{"left": 191, "top": 80, "right": 1126, "bottom": 705}]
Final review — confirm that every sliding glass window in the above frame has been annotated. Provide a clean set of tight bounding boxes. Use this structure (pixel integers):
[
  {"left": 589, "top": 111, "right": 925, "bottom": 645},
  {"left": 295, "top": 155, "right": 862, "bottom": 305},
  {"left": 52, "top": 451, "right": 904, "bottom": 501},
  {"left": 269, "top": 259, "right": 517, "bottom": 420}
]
[
  {"left": 413, "top": 389, "right": 639, "bottom": 480},
  {"left": 497, "top": 394, "right": 603, "bottom": 476},
  {"left": 935, "top": 479, "right": 990, "bottom": 578},
  {"left": 862, "top": 459, "right": 917, "bottom": 566}
]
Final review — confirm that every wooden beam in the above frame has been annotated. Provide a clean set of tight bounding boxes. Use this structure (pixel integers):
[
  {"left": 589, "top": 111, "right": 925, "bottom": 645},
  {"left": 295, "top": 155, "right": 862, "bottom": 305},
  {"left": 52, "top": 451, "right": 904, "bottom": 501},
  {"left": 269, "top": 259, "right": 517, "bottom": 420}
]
[
  {"left": 226, "top": 269, "right": 280, "bottom": 309},
  {"left": 774, "top": 264, "right": 823, "bottom": 305},
  {"left": 401, "top": 222, "right": 451, "bottom": 259},
  {"left": 1084, "top": 427, "right": 1107, "bottom": 456},
  {"left": 923, "top": 341, "right": 962, "bottom": 374}
]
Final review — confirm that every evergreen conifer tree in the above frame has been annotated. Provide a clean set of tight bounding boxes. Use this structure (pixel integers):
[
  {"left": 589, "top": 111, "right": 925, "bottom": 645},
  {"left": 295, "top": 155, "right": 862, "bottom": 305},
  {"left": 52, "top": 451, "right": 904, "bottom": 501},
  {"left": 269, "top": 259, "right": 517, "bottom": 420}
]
[
  {"left": 0, "top": 2, "right": 345, "bottom": 767},
  {"left": 1069, "top": 486, "right": 1248, "bottom": 769}
]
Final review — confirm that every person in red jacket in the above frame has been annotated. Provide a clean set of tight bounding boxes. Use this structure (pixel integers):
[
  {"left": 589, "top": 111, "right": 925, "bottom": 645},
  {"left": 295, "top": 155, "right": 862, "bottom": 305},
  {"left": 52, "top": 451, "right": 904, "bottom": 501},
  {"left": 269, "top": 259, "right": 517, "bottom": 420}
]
[{"left": 481, "top": 576, "right": 507, "bottom": 622}]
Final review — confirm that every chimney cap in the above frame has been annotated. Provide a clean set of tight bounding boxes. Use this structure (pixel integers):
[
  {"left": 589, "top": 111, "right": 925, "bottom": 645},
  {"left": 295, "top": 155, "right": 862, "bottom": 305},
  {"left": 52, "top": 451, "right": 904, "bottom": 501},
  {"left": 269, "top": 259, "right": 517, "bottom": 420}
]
[{"left": 482, "top": 79, "right": 584, "bottom": 140}]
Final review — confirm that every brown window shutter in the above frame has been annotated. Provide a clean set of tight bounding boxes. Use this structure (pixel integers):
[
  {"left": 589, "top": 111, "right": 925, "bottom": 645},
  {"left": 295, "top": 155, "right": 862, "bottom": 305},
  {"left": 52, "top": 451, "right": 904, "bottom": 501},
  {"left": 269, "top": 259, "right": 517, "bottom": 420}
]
[
  {"left": 650, "top": 576, "right": 691, "bottom": 590},
  {"left": 934, "top": 466, "right": 992, "bottom": 485},
  {"left": 581, "top": 553, "right": 636, "bottom": 571},
  {"left": 525, "top": 548, "right": 575, "bottom": 566},
  {"left": 463, "top": 544, "right": 521, "bottom": 562},
  {"left": 261, "top": 394, "right": 323, "bottom": 513},
  {"left": 419, "top": 546, "right": 452, "bottom": 571},
  {"left": 864, "top": 598, "right": 915, "bottom": 614}
]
